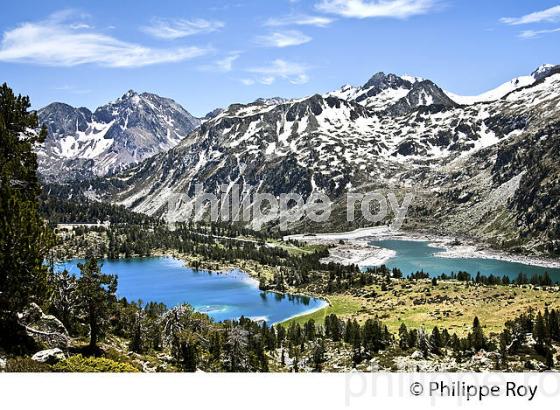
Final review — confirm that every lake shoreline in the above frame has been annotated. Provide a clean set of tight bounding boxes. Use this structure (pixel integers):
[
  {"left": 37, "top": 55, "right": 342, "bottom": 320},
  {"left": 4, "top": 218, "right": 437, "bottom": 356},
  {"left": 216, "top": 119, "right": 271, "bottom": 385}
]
[
  {"left": 167, "top": 255, "right": 333, "bottom": 325},
  {"left": 58, "top": 254, "right": 330, "bottom": 325},
  {"left": 285, "top": 226, "right": 560, "bottom": 269},
  {"left": 271, "top": 299, "right": 330, "bottom": 326},
  {"left": 319, "top": 241, "right": 397, "bottom": 267},
  {"left": 155, "top": 252, "right": 334, "bottom": 324}
]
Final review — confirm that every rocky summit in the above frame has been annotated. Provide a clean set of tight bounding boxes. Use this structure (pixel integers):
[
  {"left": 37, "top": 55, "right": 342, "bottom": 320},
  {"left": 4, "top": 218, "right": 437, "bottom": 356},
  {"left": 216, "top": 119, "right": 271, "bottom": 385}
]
[{"left": 37, "top": 90, "right": 201, "bottom": 181}]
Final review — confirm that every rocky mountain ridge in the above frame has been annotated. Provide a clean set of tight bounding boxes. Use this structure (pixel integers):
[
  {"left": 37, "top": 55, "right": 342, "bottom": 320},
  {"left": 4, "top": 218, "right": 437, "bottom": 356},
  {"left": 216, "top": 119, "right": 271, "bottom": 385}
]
[
  {"left": 37, "top": 90, "right": 201, "bottom": 181},
  {"left": 44, "top": 64, "right": 560, "bottom": 255}
]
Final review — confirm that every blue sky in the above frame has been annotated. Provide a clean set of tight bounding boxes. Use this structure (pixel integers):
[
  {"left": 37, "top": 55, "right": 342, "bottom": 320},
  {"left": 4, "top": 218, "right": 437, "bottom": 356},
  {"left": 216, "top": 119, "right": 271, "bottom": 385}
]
[{"left": 0, "top": 0, "right": 559, "bottom": 116}]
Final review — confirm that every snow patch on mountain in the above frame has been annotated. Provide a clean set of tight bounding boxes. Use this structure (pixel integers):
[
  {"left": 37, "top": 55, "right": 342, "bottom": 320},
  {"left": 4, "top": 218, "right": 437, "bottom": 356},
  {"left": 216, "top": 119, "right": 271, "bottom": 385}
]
[
  {"left": 446, "top": 75, "right": 535, "bottom": 105},
  {"left": 446, "top": 64, "right": 559, "bottom": 105}
]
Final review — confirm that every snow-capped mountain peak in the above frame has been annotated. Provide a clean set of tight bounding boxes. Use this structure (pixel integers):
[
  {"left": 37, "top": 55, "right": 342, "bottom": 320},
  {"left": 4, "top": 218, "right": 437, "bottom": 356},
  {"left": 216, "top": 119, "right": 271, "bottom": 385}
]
[
  {"left": 326, "top": 72, "right": 413, "bottom": 111},
  {"left": 446, "top": 64, "right": 559, "bottom": 105},
  {"left": 324, "top": 71, "right": 458, "bottom": 115},
  {"left": 400, "top": 74, "right": 424, "bottom": 83},
  {"left": 531, "top": 63, "right": 560, "bottom": 81},
  {"left": 37, "top": 91, "right": 202, "bottom": 181}
]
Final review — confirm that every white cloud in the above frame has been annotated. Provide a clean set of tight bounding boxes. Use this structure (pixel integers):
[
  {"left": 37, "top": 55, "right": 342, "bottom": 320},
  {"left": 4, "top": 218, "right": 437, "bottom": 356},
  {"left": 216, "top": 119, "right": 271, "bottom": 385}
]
[
  {"left": 501, "top": 5, "right": 560, "bottom": 25},
  {"left": 247, "top": 59, "right": 310, "bottom": 85},
  {"left": 519, "top": 27, "right": 560, "bottom": 39},
  {"left": 316, "top": 0, "right": 438, "bottom": 19},
  {"left": 141, "top": 18, "right": 224, "bottom": 40},
  {"left": 259, "top": 76, "right": 276, "bottom": 85},
  {"left": 240, "top": 78, "right": 255, "bottom": 86},
  {"left": 0, "top": 12, "right": 210, "bottom": 67},
  {"left": 69, "top": 23, "right": 93, "bottom": 30},
  {"left": 215, "top": 54, "right": 239, "bottom": 72},
  {"left": 199, "top": 53, "right": 240, "bottom": 72},
  {"left": 264, "top": 14, "right": 335, "bottom": 27},
  {"left": 255, "top": 30, "right": 312, "bottom": 48},
  {"left": 52, "top": 84, "right": 91, "bottom": 94}
]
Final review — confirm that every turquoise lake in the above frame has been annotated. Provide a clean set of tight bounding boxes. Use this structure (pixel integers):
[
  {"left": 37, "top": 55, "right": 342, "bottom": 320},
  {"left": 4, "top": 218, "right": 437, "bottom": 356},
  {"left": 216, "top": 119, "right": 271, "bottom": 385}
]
[
  {"left": 56, "top": 241, "right": 560, "bottom": 324},
  {"left": 57, "top": 257, "right": 327, "bottom": 324},
  {"left": 371, "top": 239, "right": 560, "bottom": 281}
]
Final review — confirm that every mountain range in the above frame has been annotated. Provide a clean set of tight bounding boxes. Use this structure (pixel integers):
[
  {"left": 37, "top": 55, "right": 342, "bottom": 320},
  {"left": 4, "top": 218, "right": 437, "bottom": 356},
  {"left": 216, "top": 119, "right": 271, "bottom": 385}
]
[{"left": 39, "top": 64, "right": 560, "bottom": 256}]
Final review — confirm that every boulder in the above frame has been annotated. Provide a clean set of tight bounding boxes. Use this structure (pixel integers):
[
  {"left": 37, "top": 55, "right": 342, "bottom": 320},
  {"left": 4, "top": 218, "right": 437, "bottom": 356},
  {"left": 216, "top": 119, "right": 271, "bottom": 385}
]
[
  {"left": 411, "top": 350, "right": 424, "bottom": 360},
  {"left": 368, "top": 358, "right": 380, "bottom": 372},
  {"left": 0, "top": 356, "right": 6, "bottom": 371},
  {"left": 32, "top": 348, "right": 66, "bottom": 364},
  {"left": 17, "top": 303, "right": 70, "bottom": 349},
  {"left": 469, "top": 349, "right": 494, "bottom": 369}
]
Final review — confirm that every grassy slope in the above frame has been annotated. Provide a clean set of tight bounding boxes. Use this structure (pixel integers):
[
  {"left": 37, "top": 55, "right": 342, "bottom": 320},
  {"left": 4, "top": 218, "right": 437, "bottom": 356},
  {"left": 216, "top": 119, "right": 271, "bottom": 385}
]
[
  {"left": 282, "top": 295, "right": 363, "bottom": 326},
  {"left": 282, "top": 280, "right": 560, "bottom": 336}
]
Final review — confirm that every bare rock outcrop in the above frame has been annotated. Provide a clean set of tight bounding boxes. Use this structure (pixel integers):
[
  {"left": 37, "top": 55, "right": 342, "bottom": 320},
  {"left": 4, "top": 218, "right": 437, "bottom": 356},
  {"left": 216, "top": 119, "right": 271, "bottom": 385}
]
[{"left": 17, "top": 303, "right": 70, "bottom": 349}]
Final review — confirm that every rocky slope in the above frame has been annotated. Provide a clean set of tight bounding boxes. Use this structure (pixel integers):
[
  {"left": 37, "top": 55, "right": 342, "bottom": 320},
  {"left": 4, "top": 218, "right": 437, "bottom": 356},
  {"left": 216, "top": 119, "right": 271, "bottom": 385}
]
[
  {"left": 49, "top": 64, "right": 560, "bottom": 255},
  {"left": 403, "top": 68, "right": 560, "bottom": 254},
  {"left": 37, "top": 91, "right": 201, "bottom": 181}
]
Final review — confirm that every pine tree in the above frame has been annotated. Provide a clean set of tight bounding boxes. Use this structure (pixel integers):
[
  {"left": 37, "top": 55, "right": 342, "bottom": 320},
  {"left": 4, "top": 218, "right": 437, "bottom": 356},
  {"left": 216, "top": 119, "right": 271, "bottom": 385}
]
[
  {"left": 225, "top": 326, "right": 249, "bottom": 372},
  {"left": 277, "top": 325, "right": 286, "bottom": 347},
  {"left": 450, "top": 333, "right": 461, "bottom": 352},
  {"left": 469, "top": 316, "right": 486, "bottom": 351},
  {"left": 545, "top": 349, "right": 554, "bottom": 369},
  {"left": 549, "top": 309, "right": 559, "bottom": 342},
  {"left": 344, "top": 319, "right": 353, "bottom": 343},
  {"left": 362, "top": 319, "right": 385, "bottom": 353},
  {"left": 351, "top": 320, "right": 361, "bottom": 349},
  {"left": 441, "top": 329, "right": 451, "bottom": 347},
  {"left": 533, "top": 311, "right": 547, "bottom": 355},
  {"left": 0, "top": 83, "right": 54, "bottom": 349},
  {"left": 430, "top": 326, "right": 442, "bottom": 354},
  {"left": 304, "top": 319, "right": 316, "bottom": 341},
  {"left": 76, "top": 258, "right": 118, "bottom": 351},
  {"left": 398, "top": 323, "right": 409, "bottom": 350},
  {"left": 417, "top": 328, "right": 431, "bottom": 358},
  {"left": 179, "top": 334, "right": 198, "bottom": 372},
  {"left": 209, "top": 331, "right": 222, "bottom": 363},
  {"left": 499, "top": 329, "right": 511, "bottom": 369},
  {"left": 325, "top": 314, "right": 342, "bottom": 342},
  {"left": 129, "top": 310, "right": 144, "bottom": 353},
  {"left": 292, "top": 348, "right": 300, "bottom": 373},
  {"left": 50, "top": 269, "right": 79, "bottom": 334},
  {"left": 312, "top": 340, "right": 326, "bottom": 372},
  {"left": 408, "top": 329, "right": 418, "bottom": 350}
]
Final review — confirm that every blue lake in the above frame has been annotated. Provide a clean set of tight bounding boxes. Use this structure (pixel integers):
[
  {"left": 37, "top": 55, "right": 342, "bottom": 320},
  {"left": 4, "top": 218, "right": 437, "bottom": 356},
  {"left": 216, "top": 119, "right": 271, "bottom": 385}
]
[
  {"left": 57, "top": 256, "right": 327, "bottom": 324},
  {"left": 371, "top": 239, "right": 560, "bottom": 281}
]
